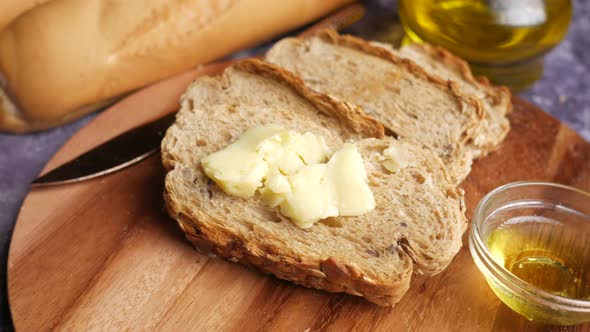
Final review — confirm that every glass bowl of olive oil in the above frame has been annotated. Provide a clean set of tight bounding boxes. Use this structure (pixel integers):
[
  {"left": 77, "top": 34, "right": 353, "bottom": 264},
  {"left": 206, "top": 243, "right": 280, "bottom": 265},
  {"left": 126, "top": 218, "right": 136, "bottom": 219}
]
[
  {"left": 470, "top": 181, "right": 590, "bottom": 325},
  {"left": 398, "top": 0, "right": 572, "bottom": 91}
]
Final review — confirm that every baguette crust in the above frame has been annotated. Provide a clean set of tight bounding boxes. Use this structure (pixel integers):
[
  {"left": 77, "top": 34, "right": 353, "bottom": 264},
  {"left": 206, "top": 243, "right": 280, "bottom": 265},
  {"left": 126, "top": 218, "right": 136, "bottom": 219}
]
[{"left": 0, "top": 0, "right": 53, "bottom": 30}]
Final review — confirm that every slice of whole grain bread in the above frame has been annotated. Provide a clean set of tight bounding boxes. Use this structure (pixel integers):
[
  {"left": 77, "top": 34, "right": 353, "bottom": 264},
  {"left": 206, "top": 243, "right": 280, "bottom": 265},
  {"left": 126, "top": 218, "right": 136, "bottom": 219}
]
[
  {"left": 395, "top": 43, "right": 512, "bottom": 158},
  {"left": 266, "top": 29, "right": 485, "bottom": 184},
  {"left": 162, "top": 59, "right": 467, "bottom": 306}
]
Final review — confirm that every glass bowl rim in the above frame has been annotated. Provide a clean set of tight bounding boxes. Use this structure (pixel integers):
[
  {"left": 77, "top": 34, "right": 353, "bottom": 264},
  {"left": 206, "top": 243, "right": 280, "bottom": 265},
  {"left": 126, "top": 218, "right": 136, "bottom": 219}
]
[{"left": 470, "top": 181, "right": 590, "bottom": 311}]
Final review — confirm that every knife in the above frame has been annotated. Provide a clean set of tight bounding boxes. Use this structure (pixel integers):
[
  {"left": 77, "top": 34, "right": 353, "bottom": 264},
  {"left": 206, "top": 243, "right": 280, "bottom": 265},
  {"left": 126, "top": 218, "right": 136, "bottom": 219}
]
[
  {"left": 31, "top": 3, "right": 365, "bottom": 187},
  {"left": 32, "top": 112, "right": 176, "bottom": 186}
]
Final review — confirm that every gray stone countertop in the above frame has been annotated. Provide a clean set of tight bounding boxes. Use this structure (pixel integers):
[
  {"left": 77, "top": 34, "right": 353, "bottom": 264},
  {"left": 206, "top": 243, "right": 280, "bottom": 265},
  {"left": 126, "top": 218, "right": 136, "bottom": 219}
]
[{"left": 0, "top": 0, "right": 588, "bottom": 329}]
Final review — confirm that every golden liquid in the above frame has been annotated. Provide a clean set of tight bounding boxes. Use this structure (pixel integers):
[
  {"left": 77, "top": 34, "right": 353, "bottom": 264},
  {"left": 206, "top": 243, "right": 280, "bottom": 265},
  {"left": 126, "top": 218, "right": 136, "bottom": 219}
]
[
  {"left": 398, "top": 0, "right": 572, "bottom": 89},
  {"left": 487, "top": 217, "right": 590, "bottom": 300}
]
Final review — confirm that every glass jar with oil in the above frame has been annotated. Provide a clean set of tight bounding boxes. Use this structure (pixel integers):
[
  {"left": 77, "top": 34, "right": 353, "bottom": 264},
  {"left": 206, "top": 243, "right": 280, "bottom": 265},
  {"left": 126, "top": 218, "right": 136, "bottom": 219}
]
[
  {"left": 398, "top": 0, "right": 572, "bottom": 90},
  {"left": 470, "top": 182, "right": 590, "bottom": 326}
]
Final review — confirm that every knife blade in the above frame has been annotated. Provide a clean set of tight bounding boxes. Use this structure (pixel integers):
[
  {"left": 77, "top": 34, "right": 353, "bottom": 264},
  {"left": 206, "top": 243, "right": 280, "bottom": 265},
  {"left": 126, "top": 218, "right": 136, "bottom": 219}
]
[
  {"left": 31, "top": 3, "right": 365, "bottom": 186},
  {"left": 31, "top": 112, "right": 176, "bottom": 187}
]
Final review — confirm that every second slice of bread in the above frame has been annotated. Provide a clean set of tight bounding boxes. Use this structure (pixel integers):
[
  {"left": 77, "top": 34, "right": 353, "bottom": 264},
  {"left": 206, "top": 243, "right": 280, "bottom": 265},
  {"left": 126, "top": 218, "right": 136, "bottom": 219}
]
[
  {"left": 162, "top": 59, "right": 467, "bottom": 306},
  {"left": 266, "top": 30, "right": 485, "bottom": 184}
]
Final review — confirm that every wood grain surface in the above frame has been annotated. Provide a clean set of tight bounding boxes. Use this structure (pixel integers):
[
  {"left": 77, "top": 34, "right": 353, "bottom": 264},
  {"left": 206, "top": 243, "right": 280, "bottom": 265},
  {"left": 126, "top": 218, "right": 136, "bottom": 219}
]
[{"left": 8, "top": 60, "right": 590, "bottom": 331}]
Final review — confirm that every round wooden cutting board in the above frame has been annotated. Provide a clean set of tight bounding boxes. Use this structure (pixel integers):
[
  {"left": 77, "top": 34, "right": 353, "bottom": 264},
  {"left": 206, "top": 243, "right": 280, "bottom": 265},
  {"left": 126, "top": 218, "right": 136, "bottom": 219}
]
[{"left": 8, "top": 60, "right": 590, "bottom": 331}]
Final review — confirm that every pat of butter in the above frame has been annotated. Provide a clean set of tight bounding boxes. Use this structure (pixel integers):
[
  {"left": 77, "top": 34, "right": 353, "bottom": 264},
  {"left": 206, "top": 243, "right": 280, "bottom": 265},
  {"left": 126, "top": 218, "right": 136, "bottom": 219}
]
[
  {"left": 201, "top": 125, "right": 285, "bottom": 198},
  {"left": 202, "top": 124, "right": 329, "bottom": 199},
  {"left": 382, "top": 144, "right": 414, "bottom": 173},
  {"left": 201, "top": 125, "right": 375, "bottom": 228},
  {"left": 276, "top": 143, "right": 375, "bottom": 228},
  {"left": 326, "top": 143, "right": 375, "bottom": 216},
  {"left": 277, "top": 163, "right": 339, "bottom": 228},
  {"left": 259, "top": 169, "right": 291, "bottom": 208}
]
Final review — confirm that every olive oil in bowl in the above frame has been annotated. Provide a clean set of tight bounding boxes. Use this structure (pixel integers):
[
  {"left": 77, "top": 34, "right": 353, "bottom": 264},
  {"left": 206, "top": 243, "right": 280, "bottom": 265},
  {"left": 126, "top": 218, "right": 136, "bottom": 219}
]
[
  {"left": 487, "top": 212, "right": 590, "bottom": 301},
  {"left": 398, "top": 0, "right": 572, "bottom": 90},
  {"left": 470, "top": 182, "right": 590, "bottom": 325}
]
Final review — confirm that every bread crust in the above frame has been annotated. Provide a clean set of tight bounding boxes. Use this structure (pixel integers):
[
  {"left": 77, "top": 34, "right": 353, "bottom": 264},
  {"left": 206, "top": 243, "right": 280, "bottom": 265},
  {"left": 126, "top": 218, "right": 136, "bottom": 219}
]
[
  {"left": 164, "top": 196, "right": 410, "bottom": 306},
  {"left": 313, "top": 29, "right": 486, "bottom": 147},
  {"left": 233, "top": 60, "right": 385, "bottom": 140},
  {"left": 400, "top": 43, "right": 512, "bottom": 155},
  {"left": 405, "top": 43, "right": 511, "bottom": 113}
]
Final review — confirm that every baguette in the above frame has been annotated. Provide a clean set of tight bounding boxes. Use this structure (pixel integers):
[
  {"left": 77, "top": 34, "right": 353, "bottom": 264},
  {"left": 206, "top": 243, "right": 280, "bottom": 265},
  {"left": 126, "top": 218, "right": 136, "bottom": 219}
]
[
  {"left": 0, "top": 0, "right": 52, "bottom": 30},
  {"left": 0, "top": 0, "right": 352, "bottom": 132},
  {"left": 162, "top": 59, "right": 467, "bottom": 306},
  {"left": 266, "top": 30, "right": 485, "bottom": 184}
]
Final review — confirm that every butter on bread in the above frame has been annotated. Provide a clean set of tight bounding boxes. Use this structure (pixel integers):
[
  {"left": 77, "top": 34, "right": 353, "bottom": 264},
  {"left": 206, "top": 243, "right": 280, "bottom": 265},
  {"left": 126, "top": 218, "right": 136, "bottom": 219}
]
[
  {"left": 0, "top": 0, "right": 352, "bottom": 132},
  {"left": 201, "top": 125, "right": 376, "bottom": 228},
  {"left": 161, "top": 59, "right": 467, "bottom": 306}
]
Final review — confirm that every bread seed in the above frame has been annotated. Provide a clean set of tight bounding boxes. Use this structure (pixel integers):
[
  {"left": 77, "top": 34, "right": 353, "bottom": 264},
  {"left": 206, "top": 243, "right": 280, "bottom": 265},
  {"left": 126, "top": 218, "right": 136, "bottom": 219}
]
[
  {"left": 321, "top": 257, "right": 351, "bottom": 282},
  {"left": 366, "top": 249, "right": 380, "bottom": 257},
  {"left": 386, "top": 244, "right": 397, "bottom": 254},
  {"left": 206, "top": 179, "right": 214, "bottom": 198},
  {"left": 308, "top": 269, "right": 327, "bottom": 278}
]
